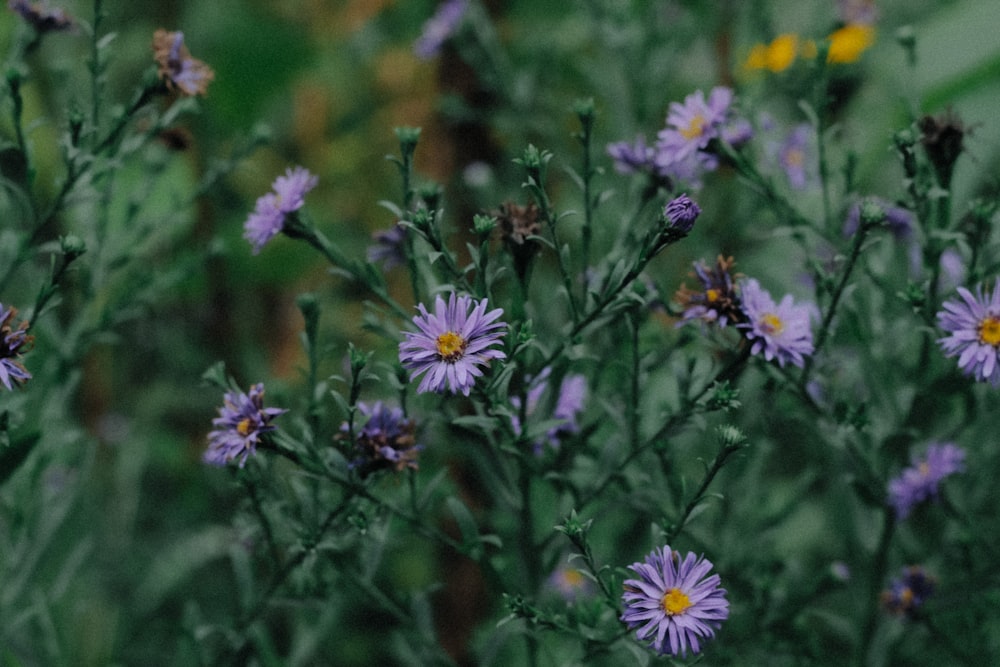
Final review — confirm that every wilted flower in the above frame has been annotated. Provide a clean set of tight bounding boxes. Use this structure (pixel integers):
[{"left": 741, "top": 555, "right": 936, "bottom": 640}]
[
  {"left": 495, "top": 201, "right": 540, "bottom": 246},
  {"left": 621, "top": 545, "right": 729, "bottom": 658},
  {"left": 881, "top": 566, "right": 936, "bottom": 618},
  {"left": 510, "top": 368, "right": 587, "bottom": 453},
  {"left": 739, "top": 278, "right": 815, "bottom": 368},
  {"left": 675, "top": 256, "right": 743, "bottom": 328},
  {"left": 0, "top": 304, "right": 33, "bottom": 391},
  {"left": 399, "top": 293, "right": 506, "bottom": 396},
  {"left": 243, "top": 166, "right": 319, "bottom": 254},
  {"left": 342, "top": 401, "right": 420, "bottom": 476},
  {"left": 937, "top": 278, "right": 1000, "bottom": 385},
  {"left": 9, "top": 0, "right": 74, "bottom": 32},
  {"left": 367, "top": 222, "right": 408, "bottom": 270},
  {"left": 152, "top": 29, "right": 214, "bottom": 97},
  {"left": 919, "top": 108, "right": 965, "bottom": 189},
  {"left": 205, "top": 383, "right": 287, "bottom": 467},
  {"left": 413, "top": 0, "right": 468, "bottom": 60},
  {"left": 887, "top": 442, "right": 966, "bottom": 519},
  {"left": 663, "top": 194, "right": 701, "bottom": 233}
]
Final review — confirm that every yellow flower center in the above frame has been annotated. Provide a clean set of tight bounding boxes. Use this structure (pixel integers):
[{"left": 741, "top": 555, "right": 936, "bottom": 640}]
[
  {"left": 784, "top": 148, "right": 804, "bottom": 167},
  {"left": 436, "top": 331, "right": 467, "bottom": 362},
  {"left": 680, "top": 114, "right": 706, "bottom": 140},
  {"left": 237, "top": 418, "right": 253, "bottom": 436},
  {"left": 761, "top": 313, "right": 784, "bottom": 335},
  {"left": 561, "top": 569, "right": 584, "bottom": 587},
  {"left": 661, "top": 588, "right": 692, "bottom": 616},
  {"left": 706, "top": 288, "right": 721, "bottom": 303},
  {"left": 979, "top": 316, "right": 1000, "bottom": 346}
]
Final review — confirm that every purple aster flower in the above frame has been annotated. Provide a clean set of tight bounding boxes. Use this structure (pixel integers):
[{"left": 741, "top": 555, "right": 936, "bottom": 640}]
[
  {"left": 777, "top": 124, "right": 815, "bottom": 190},
  {"left": 607, "top": 135, "right": 657, "bottom": 175},
  {"left": 653, "top": 87, "right": 735, "bottom": 187},
  {"left": 399, "top": 292, "right": 506, "bottom": 396},
  {"left": 881, "top": 566, "right": 935, "bottom": 618},
  {"left": 511, "top": 368, "right": 588, "bottom": 453},
  {"left": 243, "top": 166, "right": 319, "bottom": 254},
  {"left": 887, "top": 442, "right": 966, "bottom": 519},
  {"left": 738, "top": 278, "right": 815, "bottom": 368},
  {"left": 621, "top": 545, "right": 729, "bottom": 658},
  {"left": 0, "top": 304, "right": 33, "bottom": 391},
  {"left": 663, "top": 193, "right": 701, "bottom": 233},
  {"left": 342, "top": 401, "right": 421, "bottom": 476},
  {"left": 548, "top": 564, "right": 595, "bottom": 602},
  {"left": 413, "top": 0, "right": 468, "bottom": 60},
  {"left": 152, "top": 29, "right": 214, "bottom": 97},
  {"left": 9, "top": 0, "right": 74, "bottom": 32},
  {"left": 721, "top": 117, "right": 754, "bottom": 148},
  {"left": 675, "top": 256, "right": 743, "bottom": 328},
  {"left": 937, "top": 278, "right": 1000, "bottom": 385},
  {"left": 205, "top": 383, "right": 287, "bottom": 467},
  {"left": 367, "top": 222, "right": 408, "bottom": 270}
]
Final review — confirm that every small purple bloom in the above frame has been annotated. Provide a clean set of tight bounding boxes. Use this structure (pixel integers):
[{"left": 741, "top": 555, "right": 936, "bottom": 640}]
[
  {"left": 343, "top": 401, "right": 420, "bottom": 475},
  {"left": 777, "top": 124, "right": 814, "bottom": 190},
  {"left": 675, "top": 256, "right": 743, "bottom": 328},
  {"left": 152, "top": 29, "right": 214, "bottom": 97},
  {"left": 887, "top": 442, "right": 966, "bottom": 519},
  {"left": 9, "top": 0, "right": 73, "bottom": 32},
  {"left": 243, "top": 166, "right": 318, "bottom": 254},
  {"left": 205, "top": 383, "right": 287, "bottom": 467},
  {"left": 607, "top": 135, "right": 657, "bottom": 175},
  {"left": 881, "top": 566, "right": 935, "bottom": 618},
  {"left": 664, "top": 193, "right": 701, "bottom": 232},
  {"left": 511, "top": 368, "right": 587, "bottom": 453},
  {"left": 367, "top": 222, "right": 408, "bottom": 270},
  {"left": 937, "top": 278, "right": 1000, "bottom": 385},
  {"left": 399, "top": 293, "right": 506, "bottom": 396},
  {"left": 413, "top": 0, "right": 468, "bottom": 60},
  {"left": 653, "top": 87, "right": 736, "bottom": 187},
  {"left": 738, "top": 278, "right": 815, "bottom": 368},
  {"left": 621, "top": 545, "right": 729, "bottom": 658},
  {"left": 0, "top": 304, "right": 32, "bottom": 391},
  {"left": 548, "top": 564, "right": 595, "bottom": 602},
  {"left": 721, "top": 117, "right": 754, "bottom": 148},
  {"left": 843, "top": 197, "right": 914, "bottom": 239}
]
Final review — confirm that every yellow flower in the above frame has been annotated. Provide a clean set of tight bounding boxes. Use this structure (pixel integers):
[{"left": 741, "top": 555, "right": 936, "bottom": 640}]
[
  {"left": 766, "top": 34, "right": 799, "bottom": 72},
  {"left": 827, "top": 24, "right": 875, "bottom": 64}
]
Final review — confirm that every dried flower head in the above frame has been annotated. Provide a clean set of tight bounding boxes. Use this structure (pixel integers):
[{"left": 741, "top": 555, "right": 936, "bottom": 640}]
[
  {"left": 621, "top": 545, "right": 729, "bottom": 658},
  {"left": 205, "top": 383, "right": 287, "bottom": 467},
  {"left": 0, "top": 304, "right": 33, "bottom": 390},
  {"left": 675, "top": 256, "right": 743, "bottom": 328},
  {"left": 919, "top": 108, "right": 965, "bottom": 189},
  {"left": 881, "top": 566, "right": 936, "bottom": 618},
  {"left": 152, "top": 29, "right": 214, "bottom": 97},
  {"left": 342, "top": 401, "right": 420, "bottom": 476},
  {"left": 495, "top": 201, "right": 540, "bottom": 246}
]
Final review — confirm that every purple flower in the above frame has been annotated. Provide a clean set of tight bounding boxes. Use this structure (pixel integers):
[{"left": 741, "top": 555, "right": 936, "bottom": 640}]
[
  {"left": 738, "top": 278, "right": 815, "bottom": 368},
  {"left": 243, "top": 166, "right": 319, "bottom": 254},
  {"left": 675, "top": 256, "right": 743, "bottom": 328},
  {"left": 621, "top": 545, "right": 729, "bottom": 658},
  {"left": 607, "top": 135, "right": 657, "bottom": 175},
  {"left": 664, "top": 193, "right": 701, "bottom": 232},
  {"left": 937, "top": 278, "right": 1000, "bottom": 385},
  {"left": 777, "top": 124, "right": 815, "bottom": 190},
  {"left": 653, "top": 87, "right": 735, "bottom": 186},
  {"left": 887, "top": 442, "right": 966, "bottom": 519},
  {"left": 399, "top": 293, "right": 506, "bottom": 396},
  {"left": 343, "top": 401, "right": 420, "bottom": 475},
  {"left": 881, "top": 566, "right": 935, "bottom": 618},
  {"left": 367, "top": 222, "right": 408, "bottom": 270},
  {"left": 0, "top": 304, "right": 32, "bottom": 391},
  {"left": 510, "top": 368, "right": 588, "bottom": 453},
  {"left": 413, "top": 0, "right": 468, "bottom": 60},
  {"left": 152, "top": 29, "right": 214, "bottom": 97},
  {"left": 9, "top": 0, "right": 74, "bottom": 32},
  {"left": 843, "top": 197, "right": 914, "bottom": 239},
  {"left": 205, "top": 383, "right": 287, "bottom": 467},
  {"left": 548, "top": 564, "right": 595, "bottom": 602}
]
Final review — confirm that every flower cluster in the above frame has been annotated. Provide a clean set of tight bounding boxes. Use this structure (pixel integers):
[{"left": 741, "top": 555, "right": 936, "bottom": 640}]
[
  {"left": 399, "top": 293, "right": 507, "bottom": 396},
  {"left": 887, "top": 442, "right": 966, "bottom": 519},
  {"left": 205, "top": 383, "right": 287, "bottom": 467},
  {"left": 0, "top": 304, "right": 33, "bottom": 391},
  {"left": 881, "top": 566, "right": 936, "bottom": 618},
  {"left": 343, "top": 401, "right": 421, "bottom": 476},
  {"left": 510, "top": 368, "right": 587, "bottom": 453},
  {"left": 243, "top": 166, "right": 319, "bottom": 254},
  {"left": 621, "top": 545, "right": 729, "bottom": 658},
  {"left": 744, "top": 23, "right": 876, "bottom": 73},
  {"left": 152, "top": 29, "right": 214, "bottom": 97},
  {"left": 937, "top": 278, "right": 1000, "bottom": 386}
]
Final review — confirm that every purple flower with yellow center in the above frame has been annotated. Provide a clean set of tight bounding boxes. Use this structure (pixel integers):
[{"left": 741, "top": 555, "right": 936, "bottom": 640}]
[
  {"left": 675, "top": 256, "right": 743, "bottom": 328},
  {"left": 243, "top": 166, "right": 319, "bottom": 254},
  {"left": 548, "top": 564, "right": 595, "bottom": 602},
  {"left": 738, "top": 278, "right": 815, "bottom": 368},
  {"left": 777, "top": 123, "right": 815, "bottom": 190},
  {"left": 205, "top": 383, "right": 287, "bottom": 467},
  {"left": 663, "top": 193, "right": 701, "bottom": 233},
  {"left": 881, "top": 566, "right": 935, "bottom": 618},
  {"left": 399, "top": 293, "right": 506, "bottom": 396},
  {"left": 937, "top": 278, "right": 1000, "bottom": 386},
  {"left": 510, "top": 368, "right": 588, "bottom": 453},
  {"left": 621, "top": 545, "right": 729, "bottom": 658},
  {"left": 152, "top": 29, "right": 214, "bottom": 97},
  {"left": 413, "top": 0, "right": 468, "bottom": 60},
  {"left": 9, "top": 0, "right": 74, "bottom": 32},
  {"left": 655, "top": 87, "right": 733, "bottom": 167},
  {"left": 887, "top": 442, "right": 966, "bottom": 519},
  {"left": 343, "top": 401, "right": 420, "bottom": 476},
  {"left": 0, "top": 304, "right": 33, "bottom": 391}
]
